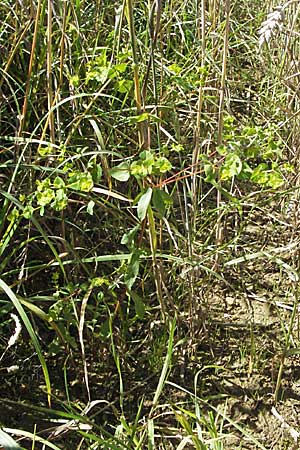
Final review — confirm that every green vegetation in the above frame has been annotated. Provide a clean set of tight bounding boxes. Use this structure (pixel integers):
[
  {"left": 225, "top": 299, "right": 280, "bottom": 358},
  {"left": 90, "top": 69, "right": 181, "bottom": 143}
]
[{"left": 1, "top": 0, "right": 300, "bottom": 448}]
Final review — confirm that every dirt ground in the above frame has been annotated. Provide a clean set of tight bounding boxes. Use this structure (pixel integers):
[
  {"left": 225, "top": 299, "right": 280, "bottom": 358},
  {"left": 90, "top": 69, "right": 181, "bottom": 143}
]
[{"left": 191, "top": 204, "right": 300, "bottom": 449}]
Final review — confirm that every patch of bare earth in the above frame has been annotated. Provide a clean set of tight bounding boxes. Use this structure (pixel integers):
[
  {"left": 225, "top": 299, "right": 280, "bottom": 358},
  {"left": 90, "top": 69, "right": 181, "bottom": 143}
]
[{"left": 194, "top": 204, "right": 300, "bottom": 448}]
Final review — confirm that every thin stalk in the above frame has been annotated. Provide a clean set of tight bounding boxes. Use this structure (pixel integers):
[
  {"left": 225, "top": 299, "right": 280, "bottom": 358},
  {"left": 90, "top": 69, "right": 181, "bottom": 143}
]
[
  {"left": 141, "top": 0, "right": 163, "bottom": 149},
  {"left": 188, "top": 0, "right": 207, "bottom": 339},
  {"left": 47, "top": 0, "right": 55, "bottom": 144},
  {"left": 126, "top": 0, "right": 147, "bottom": 147},
  {"left": 109, "top": 314, "right": 124, "bottom": 411},
  {"left": 215, "top": 0, "right": 230, "bottom": 265},
  {"left": 113, "top": 0, "right": 126, "bottom": 60},
  {"left": 59, "top": 0, "right": 68, "bottom": 87},
  {"left": 18, "top": 0, "right": 42, "bottom": 139},
  {"left": 193, "top": 0, "right": 206, "bottom": 203},
  {"left": 150, "top": 0, "right": 162, "bottom": 150},
  {"left": 148, "top": 205, "right": 166, "bottom": 321}
]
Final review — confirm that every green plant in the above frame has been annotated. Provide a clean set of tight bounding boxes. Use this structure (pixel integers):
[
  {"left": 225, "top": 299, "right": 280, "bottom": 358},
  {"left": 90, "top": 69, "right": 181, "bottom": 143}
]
[{"left": 1, "top": 0, "right": 300, "bottom": 448}]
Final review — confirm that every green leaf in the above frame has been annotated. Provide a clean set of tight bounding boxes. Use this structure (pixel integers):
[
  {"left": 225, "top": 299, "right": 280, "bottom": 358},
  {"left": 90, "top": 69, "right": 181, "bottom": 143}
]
[
  {"left": 18, "top": 297, "right": 50, "bottom": 323},
  {"left": 91, "top": 277, "right": 110, "bottom": 287},
  {"left": 124, "top": 250, "right": 140, "bottom": 290},
  {"left": 86, "top": 67, "right": 109, "bottom": 84},
  {"left": 129, "top": 112, "right": 149, "bottom": 124},
  {"left": 110, "top": 162, "right": 130, "bottom": 181},
  {"left": 130, "top": 290, "right": 145, "bottom": 319},
  {"left": 168, "top": 63, "right": 182, "bottom": 74},
  {"left": 38, "top": 146, "right": 52, "bottom": 157},
  {"left": 139, "top": 150, "right": 154, "bottom": 162},
  {"left": 237, "top": 161, "right": 252, "bottom": 180},
  {"left": 250, "top": 163, "right": 269, "bottom": 185},
  {"left": 244, "top": 144, "right": 260, "bottom": 159},
  {"left": 220, "top": 153, "right": 242, "bottom": 180},
  {"left": 7, "top": 208, "right": 19, "bottom": 222},
  {"left": 36, "top": 178, "right": 51, "bottom": 192},
  {"left": 204, "top": 162, "right": 217, "bottom": 183},
  {"left": 53, "top": 176, "right": 65, "bottom": 189},
  {"left": 216, "top": 144, "right": 228, "bottom": 156},
  {"left": 137, "top": 188, "right": 152, "bottom": 221},
  {"left": 114, "top": 62, "right": 128, "bottom": 73},
  {"left": 153, "top": 157, "right": 172, "bottom": 174},
  {"left": 267, "top": 170, "right": 284, "bottom": 189},
  {"left": 52, "top": 189, "right": 68, "bottom": 211},
  {"left": 69, "top": 74, "right": 79, "bottom": 87},
  {"left": 152, "top": 188, "right": 172, "bottom": 217},
  {"left": 36, "top": 188, "right": 55, "bottom": 206},
  {"left": 91, "top": 164, "right": 103, "bottom": 184},
  {"left": 23, "top": 205, "right": 34, "bottom": 219},
  {"left": 130, "top": 151, "right": 155, "bottom": 178},
  {"left": 121, "top": 225, "right": 140, "bottom": 248},
  {"left": 116, "top": 79, "right": 133, "bottom": 93},
  {"left": 68, "top": 172, "right": 94, "bottom": 192},
  {"left": 131, "top": 161, "right": 151, "bottom": 178}
]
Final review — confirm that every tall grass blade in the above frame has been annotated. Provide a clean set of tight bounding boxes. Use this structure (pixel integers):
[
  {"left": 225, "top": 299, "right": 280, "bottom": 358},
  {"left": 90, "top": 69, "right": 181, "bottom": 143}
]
[
  {"left": 0, "top": 429, "right": 21, "bottom": 450},
  {"left": 0, "top": 279, "right": 51, "bottom": 406},
  {"left": 2, "top": 428, "right": 61, "bottom": 450},
  {"left": 152, "top": 318, "right": 176, "bottom": 406}
]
